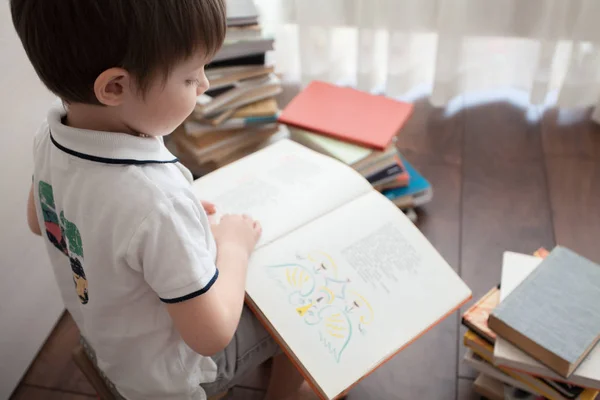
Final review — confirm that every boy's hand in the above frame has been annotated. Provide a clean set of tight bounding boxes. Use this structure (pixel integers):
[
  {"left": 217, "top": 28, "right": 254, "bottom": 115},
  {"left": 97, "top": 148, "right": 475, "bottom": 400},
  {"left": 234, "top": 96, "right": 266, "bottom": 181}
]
[
  {"left": 211, "top": 214, "right": 262, "bottom": 256},
  {"left": 200, "top": 200, "right": 216, "bottom": 215}
]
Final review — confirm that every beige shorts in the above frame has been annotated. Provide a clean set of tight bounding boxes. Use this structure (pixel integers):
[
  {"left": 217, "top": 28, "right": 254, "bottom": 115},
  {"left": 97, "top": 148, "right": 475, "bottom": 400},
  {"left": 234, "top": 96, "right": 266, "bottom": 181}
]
[{"left": 201, "top": 305, "right": 281, "bottom": 396}]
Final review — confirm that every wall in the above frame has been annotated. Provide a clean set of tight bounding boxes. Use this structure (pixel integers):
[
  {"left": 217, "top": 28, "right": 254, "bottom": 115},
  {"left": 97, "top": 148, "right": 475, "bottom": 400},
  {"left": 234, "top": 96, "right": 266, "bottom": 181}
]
[{"left": 0, "top": 2, "right": 65, "bottom": 398}]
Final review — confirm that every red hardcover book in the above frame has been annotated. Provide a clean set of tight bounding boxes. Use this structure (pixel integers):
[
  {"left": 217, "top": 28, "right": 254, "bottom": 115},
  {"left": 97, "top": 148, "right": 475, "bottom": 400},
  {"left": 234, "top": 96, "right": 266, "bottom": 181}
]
[{"left": 278, "top": 81, "right": 414, "bottom": 151}]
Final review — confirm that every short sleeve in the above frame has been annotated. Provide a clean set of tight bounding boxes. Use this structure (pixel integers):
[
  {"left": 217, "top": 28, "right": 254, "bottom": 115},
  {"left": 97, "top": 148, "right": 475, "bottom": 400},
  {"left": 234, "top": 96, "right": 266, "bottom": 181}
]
[{"left": 127, "top": 194, "right": 218, "bottom": 303}]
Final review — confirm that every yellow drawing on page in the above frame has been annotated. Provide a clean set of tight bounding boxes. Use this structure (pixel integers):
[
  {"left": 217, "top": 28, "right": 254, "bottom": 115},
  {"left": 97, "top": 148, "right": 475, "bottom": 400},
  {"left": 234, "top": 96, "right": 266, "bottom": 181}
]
[{"left": 266, "top": 250, "right": 374, "bottom": 363}]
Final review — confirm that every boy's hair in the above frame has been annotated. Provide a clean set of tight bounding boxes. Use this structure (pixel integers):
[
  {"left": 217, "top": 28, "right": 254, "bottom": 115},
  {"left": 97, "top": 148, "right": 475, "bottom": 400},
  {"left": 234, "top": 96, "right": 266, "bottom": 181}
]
[{"left": 10, "top": 0, "right": 226, "bottom": 105}]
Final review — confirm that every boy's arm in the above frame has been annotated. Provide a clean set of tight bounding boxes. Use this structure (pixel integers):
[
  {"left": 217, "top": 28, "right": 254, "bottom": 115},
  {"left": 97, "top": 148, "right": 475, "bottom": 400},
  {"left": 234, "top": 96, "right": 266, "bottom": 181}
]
[
  {"left": 166, "top": 243, "right": 249, "bottom": 356},
  {"left": 27, "top": 183, "right": 42, "bottom": 236},
  {"left": 131, "top": 197, "right": 259, "bottom": 357}
]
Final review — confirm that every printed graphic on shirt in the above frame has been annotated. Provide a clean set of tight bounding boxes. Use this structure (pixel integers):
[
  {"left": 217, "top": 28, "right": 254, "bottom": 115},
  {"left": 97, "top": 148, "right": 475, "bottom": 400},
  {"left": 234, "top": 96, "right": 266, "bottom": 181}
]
[
  {"left": 39, "top": 181, "right": 89, "bottom": 304},
  {"left": 60, "top": 211, "right": 88, "bottom": 304},
  {"left": 39, "top": 181, "right": 68, "bottom": 255}
]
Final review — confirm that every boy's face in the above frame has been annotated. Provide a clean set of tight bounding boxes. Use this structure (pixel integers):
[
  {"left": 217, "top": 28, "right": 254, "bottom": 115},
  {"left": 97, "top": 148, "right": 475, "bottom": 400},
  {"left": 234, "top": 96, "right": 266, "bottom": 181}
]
[{"left": 121, "top": 53, "right": 210, "bottom": 137}]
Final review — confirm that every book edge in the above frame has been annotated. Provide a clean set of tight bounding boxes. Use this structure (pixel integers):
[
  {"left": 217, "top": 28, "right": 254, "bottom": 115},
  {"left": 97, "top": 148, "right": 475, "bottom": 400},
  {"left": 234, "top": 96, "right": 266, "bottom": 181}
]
[
  {"left": 493, "top": 352, "right": 600, "bottom": 392},
  {"left": 464, "top": 332, "right": 564, "bottom": 400},
  {"left": 473, "top": 373, "right": 505, "bottom": 400},
  {"left": 278, "top": 119, "right": 391, "bottom": 151},
  {"left": 464, "top": 349, "right": 537, "bottom": 394},
  {"left": 489, "top": 312, "right": 574, "bottom": 379},
  {"left": 461, "top": 286, "right": 500, "bottom": 344}
]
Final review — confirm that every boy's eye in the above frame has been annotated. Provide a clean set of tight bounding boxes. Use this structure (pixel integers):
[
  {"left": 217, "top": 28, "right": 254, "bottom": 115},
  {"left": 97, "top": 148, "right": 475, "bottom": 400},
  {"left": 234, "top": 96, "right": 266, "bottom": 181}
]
[{"left": 185, "top": 79, "right": 201, "bottom": 87}]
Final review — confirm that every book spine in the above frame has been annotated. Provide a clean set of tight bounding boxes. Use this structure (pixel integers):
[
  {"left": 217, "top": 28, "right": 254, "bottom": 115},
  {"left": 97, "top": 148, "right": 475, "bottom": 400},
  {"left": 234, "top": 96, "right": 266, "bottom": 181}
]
[
  {"left": 461, "top": 317, "right": 496, "bottom": 345},
  {"left": 366, "top": 164, "right": 403, "bottom": 184},
  {"left": 206, "top": 53, "right": 266, "bottom": 68},
  {"left": 242, "top": 115, "right": 279, "bottom": 125}
]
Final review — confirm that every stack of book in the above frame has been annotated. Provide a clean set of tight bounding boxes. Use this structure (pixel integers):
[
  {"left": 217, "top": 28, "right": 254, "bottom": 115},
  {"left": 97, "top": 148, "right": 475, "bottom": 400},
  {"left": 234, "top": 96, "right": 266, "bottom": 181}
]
[
  {"left": 172, "top": 65, "right": 282, "bottom": 173},
  {"left": 169, "top": 0, "right": 281, "bottom": 176},
  {"left": 277, "top": 80, "right": 431, "bottom": 221},
  {"left": 461, "top": 246, "right": 600, "bottom": 400}
]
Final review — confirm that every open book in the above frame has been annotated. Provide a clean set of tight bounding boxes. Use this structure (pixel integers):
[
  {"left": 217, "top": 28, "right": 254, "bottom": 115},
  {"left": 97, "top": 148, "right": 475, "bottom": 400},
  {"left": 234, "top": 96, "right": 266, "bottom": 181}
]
[{"left": 192, "top": 139, "right": 472, "bottom": 399}]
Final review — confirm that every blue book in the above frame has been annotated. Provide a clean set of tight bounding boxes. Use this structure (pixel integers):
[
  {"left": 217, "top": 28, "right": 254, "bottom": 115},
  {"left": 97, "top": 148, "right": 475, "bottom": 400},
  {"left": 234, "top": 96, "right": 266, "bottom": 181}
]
[{"left": 382, "top": 156, "right": 432, "bottom": 206}]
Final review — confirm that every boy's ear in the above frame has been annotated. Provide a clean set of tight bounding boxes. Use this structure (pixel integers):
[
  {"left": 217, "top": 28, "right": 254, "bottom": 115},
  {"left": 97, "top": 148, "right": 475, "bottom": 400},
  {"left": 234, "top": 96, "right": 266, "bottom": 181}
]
[{"left": 94, "top": 68, "right": 130, "bottom": 106}]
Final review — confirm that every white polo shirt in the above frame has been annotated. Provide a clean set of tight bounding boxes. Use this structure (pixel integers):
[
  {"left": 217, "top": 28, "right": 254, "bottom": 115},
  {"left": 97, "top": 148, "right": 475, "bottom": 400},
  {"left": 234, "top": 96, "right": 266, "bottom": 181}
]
[{"left": 32, "top": 105, "right": 219, "bottom": 400}]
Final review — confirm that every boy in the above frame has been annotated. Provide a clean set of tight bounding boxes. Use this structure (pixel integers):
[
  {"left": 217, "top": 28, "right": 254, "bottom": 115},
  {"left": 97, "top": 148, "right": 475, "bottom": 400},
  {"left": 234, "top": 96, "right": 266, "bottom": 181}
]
[{"left": 12, "top": 1, "right": 310, "bottom": 399}]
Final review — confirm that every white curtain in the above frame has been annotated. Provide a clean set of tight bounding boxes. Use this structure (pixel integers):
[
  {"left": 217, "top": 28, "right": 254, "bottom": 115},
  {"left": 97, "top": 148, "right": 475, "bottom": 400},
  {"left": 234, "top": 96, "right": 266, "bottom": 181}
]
[{"left": 254, "top": 0, "right": 600, "bottom": 118}]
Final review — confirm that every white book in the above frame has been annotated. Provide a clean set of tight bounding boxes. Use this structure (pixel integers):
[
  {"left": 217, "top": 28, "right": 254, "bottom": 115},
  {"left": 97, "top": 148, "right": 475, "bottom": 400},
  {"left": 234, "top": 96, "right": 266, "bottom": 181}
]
[
  {"left": 225, "top": 0, "right": 259, "bottom": 26},
  {"left": 193, "top": 84, "right": 282, "bottom": 120},
  {"left": 474, "top": 374, "right": 505, "bottom": 400},
  {"left": 493, "top": 252, "right": 600, "bottom": 391},
  {"left": 196, "top": 74, "right": 280, "bottom": 116},
  {"left": 225, "top": 24, "right": 263, "bottom": 42},
  {"left": 192, "top": 139, "right": 472, "bottom": 399},
  {"left": 212, "top": 38, "right": 274, "bottom": 63},
  {"left": 205, "top": 65, "right": 274, "bottom": 91}
]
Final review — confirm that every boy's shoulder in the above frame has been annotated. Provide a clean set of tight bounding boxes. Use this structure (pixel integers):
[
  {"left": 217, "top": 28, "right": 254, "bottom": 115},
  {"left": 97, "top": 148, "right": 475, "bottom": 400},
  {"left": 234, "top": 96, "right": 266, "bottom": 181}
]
[
  {"left": 124, "top": 161, "right": 198, "bottom": 208},
  {"left": 33, "top": 104, "right": 199, "bottom": 219}
]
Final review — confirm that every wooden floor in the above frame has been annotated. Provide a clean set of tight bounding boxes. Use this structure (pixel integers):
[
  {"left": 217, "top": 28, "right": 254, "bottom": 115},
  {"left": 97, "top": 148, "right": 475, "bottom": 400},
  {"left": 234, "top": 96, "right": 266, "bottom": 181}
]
[{"left": 11, "top": 94, "right": 600, "bottom": 400}]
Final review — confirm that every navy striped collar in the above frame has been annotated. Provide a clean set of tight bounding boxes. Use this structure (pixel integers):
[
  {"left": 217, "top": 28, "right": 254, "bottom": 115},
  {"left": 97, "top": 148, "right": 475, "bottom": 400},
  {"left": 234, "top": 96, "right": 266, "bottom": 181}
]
[{"left": 47, "top": 105, "right": 178, "bottom": 165}]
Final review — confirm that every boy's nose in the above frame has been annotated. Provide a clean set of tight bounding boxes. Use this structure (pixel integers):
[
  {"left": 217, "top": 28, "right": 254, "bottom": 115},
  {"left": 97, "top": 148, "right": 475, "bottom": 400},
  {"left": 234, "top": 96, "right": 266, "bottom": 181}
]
[{"left": 197, "top": 77, "right": 209, "bottom": 96}]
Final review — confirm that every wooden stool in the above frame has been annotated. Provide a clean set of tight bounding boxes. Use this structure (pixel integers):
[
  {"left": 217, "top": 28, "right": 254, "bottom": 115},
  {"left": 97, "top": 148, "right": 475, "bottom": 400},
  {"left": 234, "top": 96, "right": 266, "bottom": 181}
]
[{"left": 72, "top": 344, "right": 228, "bottom": 400}]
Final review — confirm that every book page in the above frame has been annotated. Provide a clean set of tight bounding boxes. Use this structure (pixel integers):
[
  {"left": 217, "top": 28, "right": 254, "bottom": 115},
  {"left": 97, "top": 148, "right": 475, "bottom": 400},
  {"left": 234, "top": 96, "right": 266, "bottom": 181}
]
[
  {"left": 246, "top": 191, "right": 472, "bottom": 399},
  {"left": 192, "top": 139, "right": 373, "bottom": 246}
]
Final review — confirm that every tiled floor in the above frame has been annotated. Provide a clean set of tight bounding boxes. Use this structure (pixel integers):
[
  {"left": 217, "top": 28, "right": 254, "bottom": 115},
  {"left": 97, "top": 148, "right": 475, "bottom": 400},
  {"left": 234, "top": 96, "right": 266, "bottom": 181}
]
[{"left": 11, "top": 94, "right": 600, "bottom": 399}]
